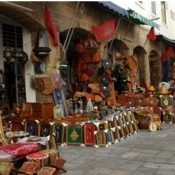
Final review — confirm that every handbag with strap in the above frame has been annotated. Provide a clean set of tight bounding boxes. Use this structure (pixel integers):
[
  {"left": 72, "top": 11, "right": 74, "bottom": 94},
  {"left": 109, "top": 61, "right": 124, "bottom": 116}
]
[{"left": 31, "top": 77, "right": 45, "bottom": 91}]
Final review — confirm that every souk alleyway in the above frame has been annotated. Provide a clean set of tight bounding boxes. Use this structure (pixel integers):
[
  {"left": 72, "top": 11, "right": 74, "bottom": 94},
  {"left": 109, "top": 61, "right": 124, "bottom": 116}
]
[{"left": 60, "top": 124, "right": 175, "bottom": 175}]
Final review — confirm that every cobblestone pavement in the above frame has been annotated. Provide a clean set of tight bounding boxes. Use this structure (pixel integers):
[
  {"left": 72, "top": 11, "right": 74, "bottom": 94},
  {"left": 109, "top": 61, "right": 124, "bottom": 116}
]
[{"left": 59, "top": 124, "right": 175, "bottom": 175}]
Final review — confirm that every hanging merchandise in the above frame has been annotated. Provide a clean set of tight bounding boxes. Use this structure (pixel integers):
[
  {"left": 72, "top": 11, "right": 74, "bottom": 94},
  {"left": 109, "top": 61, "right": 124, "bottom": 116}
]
[
  {"left": 34, "top": 62, "right": 44, "bottom": 74},
  {"left": 91, "top": 19, "right": 116, "bottom": 42},
  {"left": 114, "top": 58, "right": 129, "bottom": 94},
  {"left": 127, "top": 55, "right": 138, "bottom": 91},
  {"left": 54, "top": 88, "right": 68, "bottom": 117},
  {"left": 84, "top": 36, "right": 99, "bottom": 55},
  {"left": 166, "top": 47, "right": 175, "bottom": 58},
  {"left": 3, "top": 47, "right": 12, "bottom": 63},
  {"left": 162, "top": 58, "right": 171, "bottom": 82},
  {"left": 32, "top": 32, "right": 51, "bottom": 59},
  {"left": 161, "top": 47, "right": 175, "bottom": 63},
  {"left": 44, "top": 5, "right": 59, "bottom": 46},
  {"left": 161, "top": 52, "right": 167, "bottom": 63},
  {"left": 102, "top": 59, "right": 112, "bottom": 69},
  {"left": 84, "top": 37, "right": 98, "bottom": 50},
  {"left": 18, "top": 51, "right": 29, "bottom": 65},
  {"left": 100, "top": 84, "right": 111, "bottom": 97},
  {"left": 51, "top": 72, "right": 63, "bottom": 89},
  {"left": 79, "top": 73, "right": 89, "bottom": 82},
  {"left": 31, "top": 76, "right": 45, "bottom": 91},
  {"left": 90, "top": 52, "right": 101, "bottom": 63},
  {"left": 147, "top": 27, "right": 156, "bottom": 41}
]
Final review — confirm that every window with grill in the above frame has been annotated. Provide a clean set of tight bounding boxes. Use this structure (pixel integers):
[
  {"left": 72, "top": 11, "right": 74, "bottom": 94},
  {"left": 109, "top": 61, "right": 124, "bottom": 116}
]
[
  {"left": 2, "top": 24, "right": 23, "bottom": 48},
  {"left": 161, "top": 1, "right": 167, "bottom": 24},
  {"left": 151, "top": 1, "right": 156, "bottom": 15}
]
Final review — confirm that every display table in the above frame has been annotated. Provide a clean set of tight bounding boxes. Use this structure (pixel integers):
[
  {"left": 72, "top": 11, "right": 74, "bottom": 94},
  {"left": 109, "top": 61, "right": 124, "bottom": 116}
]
[
  {"left": 18, "top": 136, "right": 48, "bottom": 146},
  {"left": 5, "top": 131, "right": 29, "bottom": 143}
]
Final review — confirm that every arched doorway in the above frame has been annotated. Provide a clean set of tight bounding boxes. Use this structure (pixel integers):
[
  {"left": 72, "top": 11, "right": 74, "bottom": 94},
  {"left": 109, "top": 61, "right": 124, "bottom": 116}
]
[
  {"left": 59, "top": 27, "right": 91, "bottom": 85},
  {"left": 149, "top": 50, "right": 161, "bottom": 87},
  {"left": 133, "top": 46, "right": 147, "bottom": 87},
  {"left": 108, "top": 39, "right": 129, "bottom": 67},
  {"left": 59, "top": 27, "right": 117, "bottom": 107}
]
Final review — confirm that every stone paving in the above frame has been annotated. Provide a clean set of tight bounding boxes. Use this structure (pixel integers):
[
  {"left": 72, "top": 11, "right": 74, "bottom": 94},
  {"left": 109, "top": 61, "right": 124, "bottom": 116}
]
[{"left": 59, "top": 124, "right": 175, "bottom": 175}]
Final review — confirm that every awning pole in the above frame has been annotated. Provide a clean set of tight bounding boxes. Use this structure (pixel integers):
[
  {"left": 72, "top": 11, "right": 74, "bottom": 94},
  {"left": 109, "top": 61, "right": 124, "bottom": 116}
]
[
  {"left": 109, "top": 17, "right": 122, "bottom": 52},
  {"left": 61, "top": 2, "right": 80, "bottom": 59}
]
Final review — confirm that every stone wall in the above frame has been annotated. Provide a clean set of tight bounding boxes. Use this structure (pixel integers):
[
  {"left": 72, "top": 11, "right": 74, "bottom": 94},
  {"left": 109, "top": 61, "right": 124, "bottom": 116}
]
[{"left": 14, "top": 2, "right": 163, "bottom": 101}]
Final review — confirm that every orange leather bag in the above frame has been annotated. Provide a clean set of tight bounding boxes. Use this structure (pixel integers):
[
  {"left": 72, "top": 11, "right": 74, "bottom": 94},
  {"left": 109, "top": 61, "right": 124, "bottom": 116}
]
[{"left": 90, "top": 52, "right": 101, "bottom": 63}]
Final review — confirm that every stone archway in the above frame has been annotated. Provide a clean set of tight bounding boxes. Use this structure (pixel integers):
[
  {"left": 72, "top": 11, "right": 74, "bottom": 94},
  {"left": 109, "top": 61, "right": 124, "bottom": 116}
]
[
  {"left": 133, "top": 46, "right": 147, "bottom": 87},
  {"left": 107, "top": 39, "right": 129, "bottom": 70},
  {"left": 108, "top": 39, "right": 129, "bottom": 54},
  {"left": 149, "top": 50, "right": 161, "bottom": 87}
]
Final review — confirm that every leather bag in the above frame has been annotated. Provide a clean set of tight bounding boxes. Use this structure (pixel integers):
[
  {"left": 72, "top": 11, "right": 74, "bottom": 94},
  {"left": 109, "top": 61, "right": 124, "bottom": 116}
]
[
  {"left": 31, "top": 77, "right": 45, "bottom": 91},
  {"left": 41, "top": 77, "right": 55, "bottom": 95}
]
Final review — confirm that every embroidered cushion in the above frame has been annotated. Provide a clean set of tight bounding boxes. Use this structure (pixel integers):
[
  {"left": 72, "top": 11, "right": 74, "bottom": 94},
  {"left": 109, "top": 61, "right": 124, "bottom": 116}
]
[{"left": 0, "top": 143, "right": 39, "bottom": 157}]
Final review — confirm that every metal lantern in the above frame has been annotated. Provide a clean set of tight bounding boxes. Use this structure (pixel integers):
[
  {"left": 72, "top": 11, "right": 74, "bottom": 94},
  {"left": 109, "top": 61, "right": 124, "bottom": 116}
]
[
  {"left": 12, "top": 48, "right": 20, "bottom": 59},
  {"left": 18, "top": 51, "right": 28, "bottom": 64},
  {"left": 3, "top": 47, "right": 12, "bottom": 62},
  {"left": 102, "top": 59, "right": 112, "bottom": 69}
]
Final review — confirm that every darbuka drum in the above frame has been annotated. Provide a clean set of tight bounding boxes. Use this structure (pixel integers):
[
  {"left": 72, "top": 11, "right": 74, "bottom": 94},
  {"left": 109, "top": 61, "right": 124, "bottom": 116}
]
[
  {"left": 40, "top": 149, "right": 59, "bottom": 165},
  {"left": 26, "top": 152, "right": 48, "bottom": 169}
]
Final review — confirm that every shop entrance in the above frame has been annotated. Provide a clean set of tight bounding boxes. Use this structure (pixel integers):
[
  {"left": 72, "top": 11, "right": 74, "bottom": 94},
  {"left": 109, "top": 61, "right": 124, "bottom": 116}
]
[
  {"left": 4, "top": 62, "right": 16, "bottom": 110},
  {"left": 149, "top": 50, "right": 161, "bottom": 87},
  {"left": 59, "top": 27, "right": 90, "bottom": 96},
  {"left": 133, "top": 46, "right": 147, "bottom": 87}
]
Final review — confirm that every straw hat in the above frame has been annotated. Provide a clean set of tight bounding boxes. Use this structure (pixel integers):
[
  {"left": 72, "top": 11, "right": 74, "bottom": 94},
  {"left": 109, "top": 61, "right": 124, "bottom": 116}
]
[
  {"left": 160, "top": 85, "right": 169, "bottom": 95},
  {"left": 159, "top": 82, "right": 170, "bottom": 94},
  {"left": 147, "top": 85, "right": 155, "bottom": 92}
]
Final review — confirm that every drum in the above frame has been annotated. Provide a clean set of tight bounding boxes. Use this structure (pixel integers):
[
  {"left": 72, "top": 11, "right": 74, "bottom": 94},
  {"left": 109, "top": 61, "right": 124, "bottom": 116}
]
[
  {"left": 40, "top": 149, "right": 59, "bottom": 165},
  {"left": 26, "top": 152, "right": 48, "bottom": 169}
]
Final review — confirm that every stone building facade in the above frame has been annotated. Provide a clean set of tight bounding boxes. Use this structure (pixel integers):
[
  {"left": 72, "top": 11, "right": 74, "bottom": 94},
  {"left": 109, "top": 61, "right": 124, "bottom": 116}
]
[{"left": 0, "top": 2, "right": 169, "bottom": 104}]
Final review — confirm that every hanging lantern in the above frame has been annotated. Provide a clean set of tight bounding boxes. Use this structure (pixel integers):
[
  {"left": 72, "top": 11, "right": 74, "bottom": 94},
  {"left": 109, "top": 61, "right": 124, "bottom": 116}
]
[
  {"left": 102, "top": 59, "right": 112, "bottom": 69},
  {"left": 32, "top": 47, "right": 51, "bottom": 59},
  {"left": 3, "top": 47, "right": 12, "bottom": 62},
  {"left": 18, "top": 51, "right": 28, "bottom": 64},
  {"left": 12, "top": 48, "right": 20, "bottom": 60}
]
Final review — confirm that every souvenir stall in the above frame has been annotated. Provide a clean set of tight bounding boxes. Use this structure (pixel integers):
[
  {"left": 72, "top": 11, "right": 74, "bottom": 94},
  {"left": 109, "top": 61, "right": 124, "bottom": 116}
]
[
  {"left": 4, "top": 15, "right": 139, "bottom": 150},
  {"left": 3, "top": 2, "right": 175, "bottom": 174},
  {"left": 2, "top": 4, "right": 175, "bottom": 163}
]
